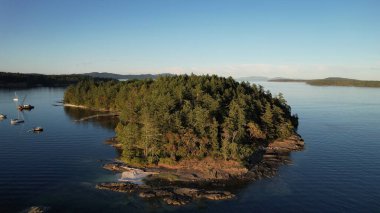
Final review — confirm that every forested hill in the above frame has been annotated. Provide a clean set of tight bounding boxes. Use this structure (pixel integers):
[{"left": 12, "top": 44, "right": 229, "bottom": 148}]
[
  {"left": 269, "top": 77, "right": 380, "bottom": 88},
  {"left": 0, "top": 72, "right": 111, "bottom": 88},
  {"left": 64, "top": 75, "right": 299, "bottom": 166}
]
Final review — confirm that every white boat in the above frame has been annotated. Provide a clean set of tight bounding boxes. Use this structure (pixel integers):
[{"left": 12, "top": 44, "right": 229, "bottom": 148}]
[
  {"left": 13, "top": 92, "right": 18, "bottom": 101},
  {"left": 11, "top": 118, "right": 24, "bottom": 125},
  {"left": 0, "top": 114, "right": 6, "bottom": 119}
]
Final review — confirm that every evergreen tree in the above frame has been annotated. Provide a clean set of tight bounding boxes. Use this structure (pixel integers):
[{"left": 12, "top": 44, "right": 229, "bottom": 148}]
[{"left": 210, "top": 118, "right": 220, "bottom": 156}]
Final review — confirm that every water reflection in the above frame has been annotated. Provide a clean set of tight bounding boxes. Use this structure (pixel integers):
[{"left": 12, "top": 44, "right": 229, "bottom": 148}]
[{"left": 63, "top": 107, "right": 119, "bottom": 130}]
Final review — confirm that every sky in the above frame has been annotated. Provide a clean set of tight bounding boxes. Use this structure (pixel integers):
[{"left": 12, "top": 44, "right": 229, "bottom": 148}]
[{"left": 0, "top": 0, "right": 379, "bottom": 80}]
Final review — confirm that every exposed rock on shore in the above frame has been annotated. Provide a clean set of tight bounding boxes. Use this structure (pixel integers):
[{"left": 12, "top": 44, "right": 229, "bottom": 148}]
[
  {"left": 96, "top": 182, "right": 235, "bottom": 205},
  {"left": 267, "top": 134, "right": 305, "bottom": 153},
  {"left": 20, "top": 206, "right": 50, "bottom": 213},
  {"left": 243, "top": 134, "right": 305, "bottom": 180},
  {"left": 96, "top": 182, "right": 140, "bottom": 193},
  {"left": 103, "top": 158, "right": 247, "bottom": 182}
]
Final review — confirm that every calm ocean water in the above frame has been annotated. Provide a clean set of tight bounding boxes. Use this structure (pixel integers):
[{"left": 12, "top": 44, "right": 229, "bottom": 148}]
[{"left": 0, "top": 83, "right": 379, "bottom": 212}]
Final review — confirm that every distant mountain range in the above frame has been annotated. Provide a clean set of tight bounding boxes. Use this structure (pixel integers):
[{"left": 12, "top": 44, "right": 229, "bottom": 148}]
[{"left": 83, "top": 72, "right": 173, "bottom": 80}]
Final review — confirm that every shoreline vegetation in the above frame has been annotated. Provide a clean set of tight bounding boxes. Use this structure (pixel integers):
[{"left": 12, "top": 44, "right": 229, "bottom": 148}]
[
  {"left": 64, "top": 74, "right": 304, "bottom": 205},
  {"left": 269, "top": 77, "right": 380, "bottom": 88}
]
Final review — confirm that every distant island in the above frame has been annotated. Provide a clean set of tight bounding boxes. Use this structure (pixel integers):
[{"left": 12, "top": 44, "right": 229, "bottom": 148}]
[
  {"left": 83, "top": 72, "right": 173, "bottom": 80},
  {"left": 0, "top": 72, "right": 110, "bottom": 88},
  {"left": 63, "top": 74, "right": 304, "bottom": 205},
  {"left": 269, "top": 77, "right": 380, "bottom": 88},
  {"left": 0, "top": 71, "right": 174, "bottom": 88}
]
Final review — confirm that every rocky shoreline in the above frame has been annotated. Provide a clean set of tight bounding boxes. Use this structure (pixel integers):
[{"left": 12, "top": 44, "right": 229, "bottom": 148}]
[
  {"left": 63, "top": 103, "right": 119, "bottom": 113},
  {"left": 96, "top": 182, "right": 235, "bottom": 205},
  {"left": 97, "top": 134, "right": 304, "bottom": 206}
]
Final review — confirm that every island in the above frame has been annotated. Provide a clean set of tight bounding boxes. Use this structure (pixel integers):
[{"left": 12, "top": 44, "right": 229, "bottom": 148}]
[
  {"left": 269, "top": 77, "right": 380, "bottom": 88},
  {"left": 64, "top": 74, "right": 304, "bottom": 205},
  {"left": 0, "top": 71, "right": 111, "bottom": 88},
  {"left": 0, "top": 71, "right": 172, "bottom": 88}
]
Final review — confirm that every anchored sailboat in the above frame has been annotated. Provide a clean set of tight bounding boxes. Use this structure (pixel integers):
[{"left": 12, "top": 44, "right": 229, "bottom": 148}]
[
  {"left": 11, "top": 112, "right": 24, "bottom": 124},
  {"left": 13, "top": 92, "right": 19, "bottom": 102},
  {"left": 10, "top": 118, "right": 24, "bottom": 125},
  {"left": 18, "top": 95, "right": 34, "bottom": 111},
  {"left": 0, "top": 102, "right": 7, "bottom": 119},
  {"left": 11, "top": 106, "right": 24, "bottom": 125}
]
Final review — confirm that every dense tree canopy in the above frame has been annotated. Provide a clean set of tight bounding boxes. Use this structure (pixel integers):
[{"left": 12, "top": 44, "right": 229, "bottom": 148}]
[{"left": 64, "top": 75, "right": 298, "bottom": 165}]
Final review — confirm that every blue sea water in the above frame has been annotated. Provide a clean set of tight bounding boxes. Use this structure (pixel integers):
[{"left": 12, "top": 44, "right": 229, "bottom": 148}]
[{"left": 0, "top": 83, "right": 379, "bottom": 212}]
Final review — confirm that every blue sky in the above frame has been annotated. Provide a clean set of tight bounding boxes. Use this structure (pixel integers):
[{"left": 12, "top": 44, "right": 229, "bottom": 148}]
[{"left": 0, "top": 0, "right": 379, "bottom": 79}]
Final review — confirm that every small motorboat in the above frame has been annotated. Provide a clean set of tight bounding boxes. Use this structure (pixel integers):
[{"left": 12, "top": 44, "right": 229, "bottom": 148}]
[
  {"left": 18, "top": 104, "right": 34, "bottom": 111},
  {"left": 11, "top": 119, "right": 24, "bottom": 125},
  {"left": 0, "top": 114, "right": 6, "bottom": 119},
  {"left": 32, "top": 127, "right": 43, "bottom": 132}
]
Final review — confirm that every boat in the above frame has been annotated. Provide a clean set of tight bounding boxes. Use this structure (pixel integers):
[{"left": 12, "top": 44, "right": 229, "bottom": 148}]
[
  {"left": 0, "top": 114, "right": 6, "bottom": 119},
  {"left": 26, "top": 127, "right": 44, "bottom": 133},
  {"left": 18, "top": 104, "right": 34, "bottom": 110},
  {"left": 18, "top": 95, "right": 34, "bottom": 111},
  {"left": 33, "top": 127, "right": 43, "bottom": 132},
  {"left": 11, "top": 118, "right": 24, "bottom": 125},
  {"left": 11, "top": 110, "right": 24, "bottom": 125},
  {"left": 13, "top": 92, "right": 19, "bottom": 101}
]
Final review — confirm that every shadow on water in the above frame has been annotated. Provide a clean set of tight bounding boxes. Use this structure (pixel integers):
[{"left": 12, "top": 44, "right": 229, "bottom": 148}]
[{"left": 63, "top": 107, "right": 119, "bottom": 131}]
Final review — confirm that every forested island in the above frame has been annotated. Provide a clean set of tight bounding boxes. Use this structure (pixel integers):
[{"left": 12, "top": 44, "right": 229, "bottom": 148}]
[
  {"left": 64, "top": 74, "right": 304, "bottom": 205},
  {"left": 0, "top": 71, "right": 175, "bottom": 88},
  {"left": 269, "top": 77, "right": 380, "bottom": 88},
  {"left": 65, "top": 75, "right": 299, "bottom": 164},
  {"left": 0, "top": 72, "right": 110, "bottom": 88}
]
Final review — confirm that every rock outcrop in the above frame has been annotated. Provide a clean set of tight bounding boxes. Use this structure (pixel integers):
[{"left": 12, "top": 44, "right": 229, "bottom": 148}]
[
  {"left": 96, "top": 182, "right": 139, "bottom": 193},
  {"left": 20, "top": 206, "right": 50, "bottom": 213},
  {"left": 96, "top": 182, "right": 235, "bottom": 206},
  {"left": 267, "top": 134, "right": 305, "bottom": 153}
]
